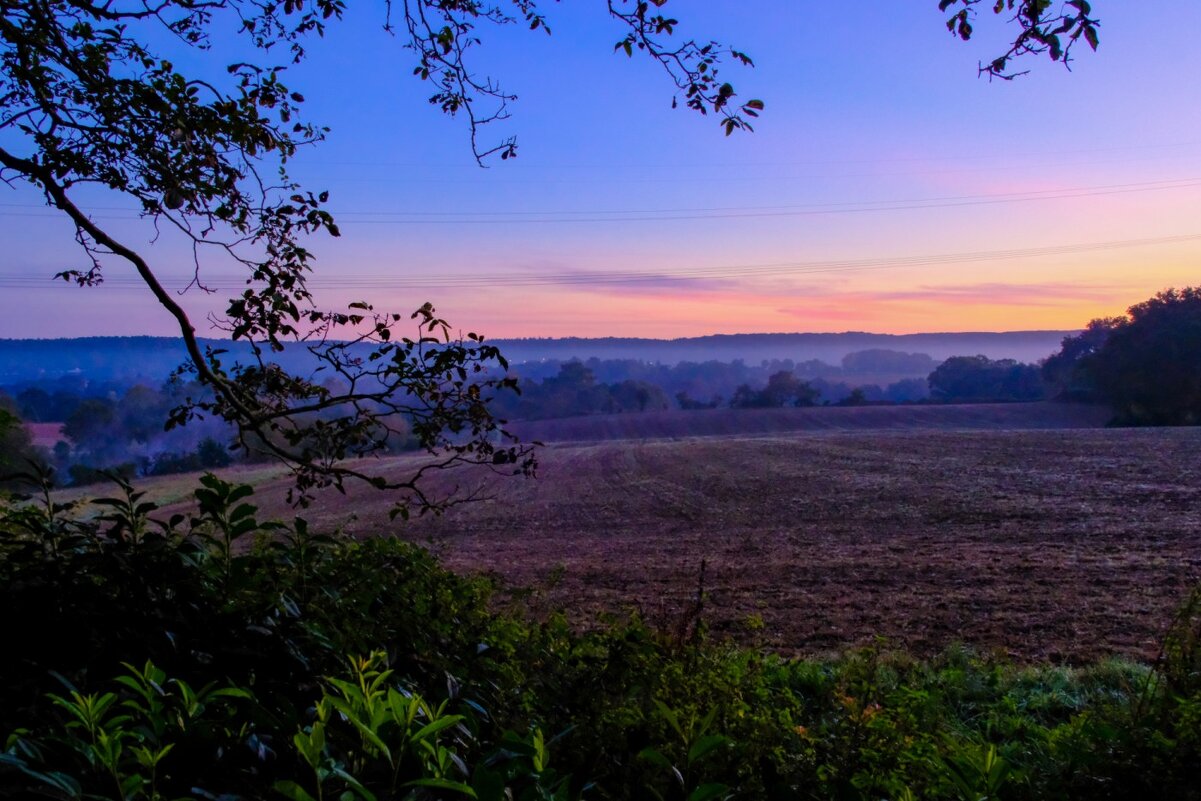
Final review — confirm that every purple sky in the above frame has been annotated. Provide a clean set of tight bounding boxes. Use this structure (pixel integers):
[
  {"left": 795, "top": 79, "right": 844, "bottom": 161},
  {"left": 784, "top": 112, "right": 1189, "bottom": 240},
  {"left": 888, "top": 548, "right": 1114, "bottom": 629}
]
[{"left": 3, "top": 2, "right": 1200, "bottom": 339}]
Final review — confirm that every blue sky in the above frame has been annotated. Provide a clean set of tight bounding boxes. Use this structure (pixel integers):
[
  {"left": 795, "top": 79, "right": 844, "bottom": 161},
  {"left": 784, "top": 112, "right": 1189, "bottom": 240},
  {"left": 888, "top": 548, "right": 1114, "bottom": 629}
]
[{"left": 3, "top": 2, "right": 1200, "bottom": 338}]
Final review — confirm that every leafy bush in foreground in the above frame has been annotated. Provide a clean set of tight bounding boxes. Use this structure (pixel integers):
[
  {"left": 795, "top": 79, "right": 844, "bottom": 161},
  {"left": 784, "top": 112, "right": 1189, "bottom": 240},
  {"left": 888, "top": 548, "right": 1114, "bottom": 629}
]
[{"left": 1, "top": 476, "right": 1199, "bottom": 800}]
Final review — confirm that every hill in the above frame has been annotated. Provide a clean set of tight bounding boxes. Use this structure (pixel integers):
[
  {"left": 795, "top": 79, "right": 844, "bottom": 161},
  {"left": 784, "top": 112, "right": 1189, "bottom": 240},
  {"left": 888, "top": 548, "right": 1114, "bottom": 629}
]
[
  {"left": 0, "top": 330, "right": 1073, "bottom": 385},
  {"left": 494, "top": 330, "right": 1073, "bottom": 365}
]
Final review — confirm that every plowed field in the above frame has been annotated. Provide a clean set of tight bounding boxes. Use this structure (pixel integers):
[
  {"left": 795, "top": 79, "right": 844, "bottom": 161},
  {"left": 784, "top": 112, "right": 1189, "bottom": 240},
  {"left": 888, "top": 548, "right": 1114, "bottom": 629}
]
[{"left": 188, "top": 408, "right": 1201, "bottom": 662}]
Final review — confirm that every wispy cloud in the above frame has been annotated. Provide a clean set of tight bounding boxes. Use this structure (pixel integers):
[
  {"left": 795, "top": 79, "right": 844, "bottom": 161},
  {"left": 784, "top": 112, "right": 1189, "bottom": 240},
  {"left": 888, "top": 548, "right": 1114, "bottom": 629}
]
[
  {"left": 550, "top": 273, "right": 743, "bottom": 297},
  {"left": 774, "top": 304, "right": 872, "bottom": 322},
  {"left": 773, "top": 280, "right": 1138, "bottom": 324},
  {"left": 865, "top": 281, "right": 1136, "bottom": 307}
]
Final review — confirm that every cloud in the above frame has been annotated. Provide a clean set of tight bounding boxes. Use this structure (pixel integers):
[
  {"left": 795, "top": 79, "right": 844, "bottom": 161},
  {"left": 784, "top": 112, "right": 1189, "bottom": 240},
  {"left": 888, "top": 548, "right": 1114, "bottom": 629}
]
[
  {"left": 773, "top": 280, "right": 1138, "bottom": 324},
  {"left": 864, "top": 281, "right": 1135, "bottom": 307}
]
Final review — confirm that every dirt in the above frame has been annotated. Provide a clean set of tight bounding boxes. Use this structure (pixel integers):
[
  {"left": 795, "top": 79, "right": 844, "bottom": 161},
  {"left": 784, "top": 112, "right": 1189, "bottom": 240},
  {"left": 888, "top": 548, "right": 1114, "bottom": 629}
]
[
  {"left": 25, "top": 422, "right": 65, "bottom": 449},
  {"left": 120, "top": 404, "right": 1201, "bottom": 662}
]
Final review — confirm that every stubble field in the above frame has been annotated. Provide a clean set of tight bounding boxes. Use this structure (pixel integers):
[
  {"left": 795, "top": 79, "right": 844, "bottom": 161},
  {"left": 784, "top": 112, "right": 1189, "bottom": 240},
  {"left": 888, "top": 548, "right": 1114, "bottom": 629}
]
[{"left": 167, "top": 403, "right": 1201, "bottom": 663}]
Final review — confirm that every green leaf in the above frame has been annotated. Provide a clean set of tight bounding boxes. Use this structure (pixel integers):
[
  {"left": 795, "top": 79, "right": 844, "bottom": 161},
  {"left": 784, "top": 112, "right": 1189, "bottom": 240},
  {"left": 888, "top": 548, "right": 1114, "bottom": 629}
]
[
  {"left": 330, "top": 767, "right": 378, "bottom": 801},
  {"left": 637, "top": 747, "right": 674, "bottom": 772},
  {"left": 688, "top": 783, "right": 731, "bottom": 801},
  {"left": 405, "top": 777, "right": 477, "bottom": 797},
  {"left": 274, "top": 780, "right": 319, "bottom": 801},
  {"left": 687, "top": 733, "right": 731, "bottom": 764},
  {"left": 652, "top": 700, "right": 682, "bottom": 737},
  {"left": 412, "top": 714, "right": 464, "bottom": 743}
]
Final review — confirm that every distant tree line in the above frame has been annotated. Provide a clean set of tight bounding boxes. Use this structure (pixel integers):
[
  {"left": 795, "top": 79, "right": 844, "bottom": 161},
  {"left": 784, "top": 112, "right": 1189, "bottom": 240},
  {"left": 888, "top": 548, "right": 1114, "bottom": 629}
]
[
  {"left": 489, "top": 351, "right": 945, "bottom": 421},
  {"left": 927, "top": 356, "right": 1045, "bottom": 403},
  {"left": 506, "top": 349, "right": 939, "bottom": 416},
  {"left": 2, "top": 373, "right": 434, "bottom": 486},
  {"left": 28, "top": 305, "right": 1201, "bottom": 487},
  {"left": 731, "top": 371, "right": 821, "bottom": 408},
  {"left": 490, "top": 362, "right": 673, "bottom": 421}
]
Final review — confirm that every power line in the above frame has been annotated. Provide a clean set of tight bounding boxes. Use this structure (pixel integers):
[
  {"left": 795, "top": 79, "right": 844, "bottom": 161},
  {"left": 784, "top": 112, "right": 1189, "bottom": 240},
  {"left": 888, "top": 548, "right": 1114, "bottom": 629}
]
[
  {"left": 1, "top": 232, "right": 1197, "bottom": 290},
  {"left": 301, "top": 139, "right": 1201, "bottom": 171},
  {"left": 335, "top": 179, "right": 1201, "bottom": 223},
  {"left": 1, "top": 176, "right": 1198, "bottom": 225}
]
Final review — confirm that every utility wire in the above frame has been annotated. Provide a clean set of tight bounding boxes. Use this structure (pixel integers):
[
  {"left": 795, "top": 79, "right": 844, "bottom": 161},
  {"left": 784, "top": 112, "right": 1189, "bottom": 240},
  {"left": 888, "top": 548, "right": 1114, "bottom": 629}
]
[
  {"left": 302, "top": 138, "right": 1201, "bottom": 170},
  {"left": 0, "top": 176, "right": 1198, "bottom": 224},
  {"left": 1, "top": 232, "right": 1197, "bottom": 290}
]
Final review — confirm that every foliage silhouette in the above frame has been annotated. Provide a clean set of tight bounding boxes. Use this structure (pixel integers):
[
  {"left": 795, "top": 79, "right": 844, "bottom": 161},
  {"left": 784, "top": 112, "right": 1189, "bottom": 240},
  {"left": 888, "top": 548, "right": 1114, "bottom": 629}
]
[
  {"left": 1044, "top": 287, "right": 1201, "bottom": 425},
  {"left": 0, "top": 1, "right": 1098, "bottom": 510}
]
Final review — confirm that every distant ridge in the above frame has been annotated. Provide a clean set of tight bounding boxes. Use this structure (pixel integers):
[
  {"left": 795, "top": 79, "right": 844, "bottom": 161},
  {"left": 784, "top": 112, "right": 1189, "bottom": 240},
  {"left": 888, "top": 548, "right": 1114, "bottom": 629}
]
[
  {"left": 0, "top": 330, "right": 1074, "bottom": 385},
  {"left": 490, "top": 330, "right": 1072, "bottom": 365}
]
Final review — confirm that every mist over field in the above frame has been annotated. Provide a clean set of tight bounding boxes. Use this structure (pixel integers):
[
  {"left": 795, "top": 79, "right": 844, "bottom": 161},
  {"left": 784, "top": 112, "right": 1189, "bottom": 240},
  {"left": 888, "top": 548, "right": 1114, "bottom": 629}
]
[
  {"left": 0, "top": 330, "right": 1071, "bottom": 384},
  {"left": 1, "top": 329, "right": 1077, "bottom": 486}
]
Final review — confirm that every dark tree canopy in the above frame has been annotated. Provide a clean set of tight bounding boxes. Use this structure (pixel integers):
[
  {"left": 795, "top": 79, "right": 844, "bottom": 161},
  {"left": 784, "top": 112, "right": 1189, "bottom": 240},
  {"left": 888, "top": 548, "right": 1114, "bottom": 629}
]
[
  {"left": 0, "top": 393, "right": 36, "bottom": 483},
  {"left": 1062, "top": 288, "right": 1201, "bottom": 425},
  {"left": 1041, "top": 316, "right": 1125, "bottom": 401},
  {"left": 927, "top": 355, "right": 1044, "bottom": 403},
  {"left": 0, "top": 1, "right": 1100, "bottom": 510}
]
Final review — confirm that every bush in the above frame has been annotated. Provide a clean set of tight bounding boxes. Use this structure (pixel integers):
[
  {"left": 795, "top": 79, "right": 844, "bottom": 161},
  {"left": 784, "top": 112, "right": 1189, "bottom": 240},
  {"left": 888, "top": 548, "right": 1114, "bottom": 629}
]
[{"left": 66, "top": 462, "right": 137, "bottom": 487}]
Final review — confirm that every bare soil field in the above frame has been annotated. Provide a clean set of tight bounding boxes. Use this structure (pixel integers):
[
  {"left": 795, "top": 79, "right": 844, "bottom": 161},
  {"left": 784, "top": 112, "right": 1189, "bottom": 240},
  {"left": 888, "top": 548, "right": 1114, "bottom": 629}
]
[
  {"left": 25, "top": 422, "right": 65, "bottom": 449},
  {"left": 145, "top": 407, "right": 1201, "bottom": 663}
]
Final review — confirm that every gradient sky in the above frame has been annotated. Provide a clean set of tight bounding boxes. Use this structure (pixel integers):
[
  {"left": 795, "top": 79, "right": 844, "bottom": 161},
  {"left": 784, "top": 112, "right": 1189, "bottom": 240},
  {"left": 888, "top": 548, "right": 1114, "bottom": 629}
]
[{"left": 3, "top": 2, "right": 1201, "bottom": 339}]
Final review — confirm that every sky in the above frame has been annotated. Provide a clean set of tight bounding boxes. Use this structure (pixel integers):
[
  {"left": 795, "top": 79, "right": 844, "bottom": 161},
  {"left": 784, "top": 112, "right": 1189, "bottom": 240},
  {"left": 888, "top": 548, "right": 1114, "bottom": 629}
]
[{"left": 2, "top": 1, "right": 1201, "bottom": 340}]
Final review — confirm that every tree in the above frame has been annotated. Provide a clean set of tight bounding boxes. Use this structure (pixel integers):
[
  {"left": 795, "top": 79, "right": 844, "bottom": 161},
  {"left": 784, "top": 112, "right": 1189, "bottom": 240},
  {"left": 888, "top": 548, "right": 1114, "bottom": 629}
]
[
  {"left": 15, "top": 388, "right": 52, "bottom": 423},
  {"left": 1078, "top": 288, "right": 1201, "bottom": 425},
  {"left": 939, "top": 0, "right": 1101, "bottom": 78},
  {"left": 62, "top": 397, "right": 119, "bottom": 460},
  {"left": 119, "top": 384, "right": 172, "bottom": 444},
  {"left": 839, "top": 387, "right": 869, "bottom": 407},
  {"left": 1041, "top": 316, "right": 1125, "bottom": 400},
  {"left": 764, "top": 371, "right": 820, "bottom": 408},
  {"left": 197, "top": 436, "right": 234, "bottom": 469},
  {"left": 730, "top": 371, "right": 818, "bottom": 408},
  {"left": 675, "top": 391, "right": 720, "bottom": 411},
  {"left": 928, "top": 355, "right": 1044, "bottom": 403},
  {"left": 609, "top": 379, "right": 669, "bottom": 413},
  {"left": 0, "top": 1, "right": 1099, "bottom": 512},
  {"left": 0, "top": 394, "right": 37, "bottom": 483}
]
